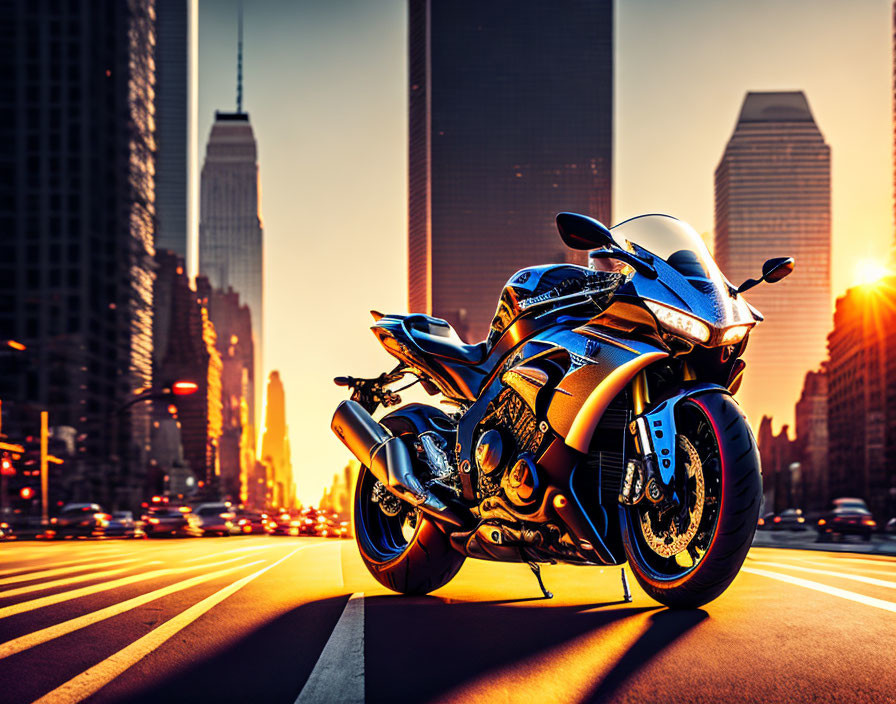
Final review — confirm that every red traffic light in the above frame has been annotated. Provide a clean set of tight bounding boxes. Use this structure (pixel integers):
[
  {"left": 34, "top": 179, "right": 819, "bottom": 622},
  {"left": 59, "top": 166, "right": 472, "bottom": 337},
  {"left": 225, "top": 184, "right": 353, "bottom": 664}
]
[{"left": 171, "top": 381, "right": 199, "bottom": 396}]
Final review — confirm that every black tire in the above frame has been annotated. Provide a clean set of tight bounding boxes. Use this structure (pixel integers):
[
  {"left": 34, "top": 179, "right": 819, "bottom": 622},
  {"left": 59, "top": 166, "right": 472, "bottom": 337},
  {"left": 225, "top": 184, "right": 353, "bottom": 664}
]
[
  {"left": 353, "top": 462, "right": 465, "bottom": 595},
  {"left": 621, "top": 392, "right": 761, "bottom": 609}
]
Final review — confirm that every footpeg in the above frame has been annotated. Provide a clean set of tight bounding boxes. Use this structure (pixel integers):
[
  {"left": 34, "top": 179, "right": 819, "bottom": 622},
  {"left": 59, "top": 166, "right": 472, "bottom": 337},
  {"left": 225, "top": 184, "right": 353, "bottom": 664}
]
[{"left": 528, "top": 562, "right": 553, "bottom": 599}]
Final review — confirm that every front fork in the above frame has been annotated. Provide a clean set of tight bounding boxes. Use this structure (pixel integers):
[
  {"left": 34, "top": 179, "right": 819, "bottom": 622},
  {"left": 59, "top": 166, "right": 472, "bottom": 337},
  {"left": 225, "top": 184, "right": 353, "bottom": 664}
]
[{"left": 620, "top": 369, "right": 685, "bottom": 511}]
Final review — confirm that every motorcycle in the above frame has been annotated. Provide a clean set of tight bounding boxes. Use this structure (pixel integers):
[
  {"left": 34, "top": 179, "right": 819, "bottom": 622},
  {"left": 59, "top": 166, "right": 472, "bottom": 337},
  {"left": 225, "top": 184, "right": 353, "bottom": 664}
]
[{"left": 332, "top": 212, "right": 793, "bottom": 607}]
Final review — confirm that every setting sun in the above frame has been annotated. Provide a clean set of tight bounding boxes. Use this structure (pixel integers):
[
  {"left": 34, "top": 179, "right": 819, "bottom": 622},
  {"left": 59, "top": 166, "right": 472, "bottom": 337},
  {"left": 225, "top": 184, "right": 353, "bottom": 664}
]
[{"left": 854, "top": 258, "right": 891, "bottom": 287}]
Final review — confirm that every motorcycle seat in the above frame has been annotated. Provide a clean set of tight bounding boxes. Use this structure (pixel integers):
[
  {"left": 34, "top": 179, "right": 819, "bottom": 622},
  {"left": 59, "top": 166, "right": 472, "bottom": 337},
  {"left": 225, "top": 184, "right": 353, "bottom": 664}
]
[{"left": 402, "top": 314, "right": 488, "bottom": 365}]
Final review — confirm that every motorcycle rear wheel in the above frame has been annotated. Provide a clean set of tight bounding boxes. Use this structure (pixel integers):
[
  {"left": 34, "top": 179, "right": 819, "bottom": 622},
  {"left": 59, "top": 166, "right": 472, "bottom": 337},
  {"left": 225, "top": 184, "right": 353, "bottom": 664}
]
[
  {"left": 621, "top": 392, "right": 761, "bottom": 608},
  {"left": 353, "top": 460, "right": 465, "bottom": 596}
]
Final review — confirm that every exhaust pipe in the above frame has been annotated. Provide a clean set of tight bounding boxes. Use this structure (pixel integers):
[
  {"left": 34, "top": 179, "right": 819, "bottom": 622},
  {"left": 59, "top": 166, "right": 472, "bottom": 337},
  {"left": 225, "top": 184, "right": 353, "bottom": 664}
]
[{"left": 331, "top": 400, "right": 463, "bottom": 527}]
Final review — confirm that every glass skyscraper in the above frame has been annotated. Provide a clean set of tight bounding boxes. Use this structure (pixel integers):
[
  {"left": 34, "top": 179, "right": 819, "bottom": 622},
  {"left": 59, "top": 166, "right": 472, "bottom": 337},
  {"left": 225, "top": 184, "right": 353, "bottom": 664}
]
[
  {"left": 714, "top": 91, "right": 831, "bottom": 432},
  {"left": 199, "top": 112, "right": 263, "bottom": 434},
  {"left": 0, "top": 0, "right": 157, "bottom": 507},
  {"left": 408, "top": 0, "right": 613, "bottom": 342}
]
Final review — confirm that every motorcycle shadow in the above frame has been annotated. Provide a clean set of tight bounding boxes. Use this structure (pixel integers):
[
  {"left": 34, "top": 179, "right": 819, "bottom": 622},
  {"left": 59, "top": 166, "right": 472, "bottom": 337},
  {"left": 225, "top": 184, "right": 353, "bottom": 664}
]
[{"left": 364, "top": 594, "right": 708, "bottom": 703}]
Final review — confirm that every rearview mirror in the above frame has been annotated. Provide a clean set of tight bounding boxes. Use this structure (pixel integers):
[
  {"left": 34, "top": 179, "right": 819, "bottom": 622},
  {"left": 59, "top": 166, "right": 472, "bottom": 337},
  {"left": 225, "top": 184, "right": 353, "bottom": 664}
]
[
  {"left": 762, "top": 257, "right": 795, "bottom": 283},
  {"left": 556, "top": 212, "right": 615, "bottom": 250},
  {"left": 737, "top": 256, "right": 795, "bottom": 294}
]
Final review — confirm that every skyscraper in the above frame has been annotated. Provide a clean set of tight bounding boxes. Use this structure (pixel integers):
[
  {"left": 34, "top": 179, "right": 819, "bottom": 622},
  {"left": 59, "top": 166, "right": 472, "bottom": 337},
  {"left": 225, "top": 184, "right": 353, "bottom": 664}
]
[
  {"left": 154, "top": 0, "right": 198, "bottom": 267},
  {"left": 714, "top": 91, "right": 831, "bottom": 431},
  {"left": 199, "top": 110, "right": 263, "bottom": 432},
  {"left": 408, "top": 0, "right": 613, "bottom": 342},
  {"left": 0, "top": 1, "right": 157, "bottom": 508},
  {"left": 827, "top": 280, "right": 896, "bottom": 520},
  {"left": 260, "top": 371, "right": 294, "bottom": 508}
]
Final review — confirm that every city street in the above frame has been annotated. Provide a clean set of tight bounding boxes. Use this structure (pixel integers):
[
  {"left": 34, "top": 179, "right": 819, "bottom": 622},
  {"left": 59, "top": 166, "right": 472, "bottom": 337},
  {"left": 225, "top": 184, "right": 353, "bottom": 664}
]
[{"left": 0, "top": 537, "right": 893, "bottom": 703}]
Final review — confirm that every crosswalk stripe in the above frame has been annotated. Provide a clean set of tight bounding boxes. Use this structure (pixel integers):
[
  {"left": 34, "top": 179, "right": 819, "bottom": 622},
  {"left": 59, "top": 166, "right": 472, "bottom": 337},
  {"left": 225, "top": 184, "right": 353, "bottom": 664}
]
[
  {"left": 0, "top": 554, "right": 256, "bottom": 619},
  {"left": 0, "top": 558, "right": 142, "bottom": 584},
  {"left": 750, "top": 561, "right": 896, "bottom": 588},
  {"left": 0, "top": 563, "right": 161, "bottom": 599},
  {"left": 741, "top": 567, "right": 896, "bottom": 613},
  {"left": 295, "top": 593, "right": 364, "bottom": 704},
  {"left": 30, "top": 546, "right": 307, "bottom": 704},
  {"left": 0, "top": 560, "right": 265, "bottom": 659}
]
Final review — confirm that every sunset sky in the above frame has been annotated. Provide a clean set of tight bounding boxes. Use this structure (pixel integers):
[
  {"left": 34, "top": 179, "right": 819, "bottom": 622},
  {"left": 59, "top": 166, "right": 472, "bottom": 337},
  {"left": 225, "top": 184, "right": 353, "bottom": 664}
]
[{"left": 197, "top": 0, "right": 893, "bottom": 504}]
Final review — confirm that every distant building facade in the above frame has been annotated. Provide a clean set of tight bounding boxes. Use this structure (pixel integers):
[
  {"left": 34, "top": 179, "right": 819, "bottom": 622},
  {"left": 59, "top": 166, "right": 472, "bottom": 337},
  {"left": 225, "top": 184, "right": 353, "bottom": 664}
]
[
  {"left": 153, "top": 251, "right": 223, "bottom": 492},
  {"left": 827, "top": 280, "right": 896, "bottom": 520},
  {"left": 199, "top": 112, "right": 263, "bottom": 432},
  {"left": 714, "top": 91, "right": 831, "bottom": 432},
  {"left": 793, "top": 368, "right": 828, "bottom": 512},
  {"left": 208, "top": 287, "right": 256, "bottom": 504},
  {"left": 259, "top": 371, "right": 294, "bottom": 508},
  {"left": 758, "top": 416, "right": 796, "bottom": 514},
  {"left": 154, "top": 0, "right": 193, "bottom": 260},
  {"left": 0, "top": 1, "right": 157, "bottom": 509},
  {"left": 408, "top": 0, "right": 613, "bottom": 341}
]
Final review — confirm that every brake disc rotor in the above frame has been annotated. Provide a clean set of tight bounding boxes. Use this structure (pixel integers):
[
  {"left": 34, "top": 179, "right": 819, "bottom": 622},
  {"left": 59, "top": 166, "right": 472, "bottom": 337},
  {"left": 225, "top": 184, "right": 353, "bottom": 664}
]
[{"left": 639, "top": 435, "right": 705, "bottom": 558}]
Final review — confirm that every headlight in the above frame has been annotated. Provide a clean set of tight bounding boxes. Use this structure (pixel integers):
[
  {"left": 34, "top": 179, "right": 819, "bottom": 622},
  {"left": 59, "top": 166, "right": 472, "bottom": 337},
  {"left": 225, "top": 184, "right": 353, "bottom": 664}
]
[
  {"left": 644, "top": 301, "right": 710, "bottom": 342},
  {"left": 720, "top": 325, "right": 750, "bottom": 345}
]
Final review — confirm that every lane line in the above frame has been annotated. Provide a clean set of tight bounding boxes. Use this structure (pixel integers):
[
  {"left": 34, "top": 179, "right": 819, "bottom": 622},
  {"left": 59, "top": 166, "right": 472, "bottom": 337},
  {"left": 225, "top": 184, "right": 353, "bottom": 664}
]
[
  {"left": 31, "top": 546, "right": 307, "bottom": 704},
  {"left": 741, "top": 567, "right": 896, "bottom": 613},
  {"left": 0, "top": 558, "right": 142, "bottom": 584},
  {"left": 750, "top": 550, "right": 896, "bottom": 568},
  {"left": 0, "top": 560, "right": 264, "bottom": 659},
  {"left": 294, "top": 593, "right": 364, "bottom": 704},
  {"left": 0, "top": 554, "right": 257, "bottom": 619},
  {"left": 0, "top": 563, "right": 162, "bottom": 599},
  {"left": 750, "top": 561, "right": 896, "bottom": 589},
  {"left": 183, "top": 543, "right": 284, "bottom": 561}
]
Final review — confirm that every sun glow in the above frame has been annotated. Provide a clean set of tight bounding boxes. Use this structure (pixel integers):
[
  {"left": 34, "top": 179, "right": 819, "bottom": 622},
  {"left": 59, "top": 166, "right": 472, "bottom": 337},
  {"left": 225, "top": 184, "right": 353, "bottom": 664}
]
[{"left": 854, "top": 258, "right": 891, "bottom": 287}]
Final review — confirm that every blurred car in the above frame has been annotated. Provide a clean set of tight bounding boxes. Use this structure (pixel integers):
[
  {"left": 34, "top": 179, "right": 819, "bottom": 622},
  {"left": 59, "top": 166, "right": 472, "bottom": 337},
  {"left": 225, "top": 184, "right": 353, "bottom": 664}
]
[
  {"left": 0, "top": 521, "right": 13, "bottom": 540},
  {"left": 267, "top": 510, "right": 303, "bottom": 536},
  {"left": 771, "top": 508, "right": 807, "bottom": 531},
  {"left": 105, "top": 511, "right": 144, "bottom": 538},
  {"left": 234, "top": 510, "right": 268, "bottom": 534},
  {"left": 143, "top": 505, "right": 202, "bottom": 538},
  {"left": 757, "top": 511, "right": 776, "bottom": 530},
  {"left": 50, "top": 503, "right": 111, "bottom": 538},
  {"left": 316, "top": 517, "right": 351, "bottom": 539},
  {"left": 817, "top": 498, "right": 875, "bottom": 542},
  {"left": 193, "top": 503, "right": 237, "bottom": 536},
  {"left": 886, "top": 517, "right": 896, "bottom": 535}
]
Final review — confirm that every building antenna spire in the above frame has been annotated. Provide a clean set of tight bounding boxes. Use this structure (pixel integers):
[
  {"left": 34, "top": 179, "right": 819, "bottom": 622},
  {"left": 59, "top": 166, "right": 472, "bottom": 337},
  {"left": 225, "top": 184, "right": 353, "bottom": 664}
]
[{"left": 236, "top": 0, "right": 243, "bottom": 113}]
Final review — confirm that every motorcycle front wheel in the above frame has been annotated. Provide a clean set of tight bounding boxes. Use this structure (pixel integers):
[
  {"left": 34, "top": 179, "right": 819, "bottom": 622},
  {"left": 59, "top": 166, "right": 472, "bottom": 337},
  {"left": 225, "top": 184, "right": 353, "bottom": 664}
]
[{"left": 621, "top": 392, "right": 761, "bottom": 608}]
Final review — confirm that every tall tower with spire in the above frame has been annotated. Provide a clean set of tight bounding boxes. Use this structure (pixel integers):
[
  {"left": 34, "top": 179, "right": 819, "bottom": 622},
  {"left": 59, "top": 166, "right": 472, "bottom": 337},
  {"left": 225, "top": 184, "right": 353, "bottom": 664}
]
[{"left": 199, "top": 2, "right": 263, "bottom": 438}]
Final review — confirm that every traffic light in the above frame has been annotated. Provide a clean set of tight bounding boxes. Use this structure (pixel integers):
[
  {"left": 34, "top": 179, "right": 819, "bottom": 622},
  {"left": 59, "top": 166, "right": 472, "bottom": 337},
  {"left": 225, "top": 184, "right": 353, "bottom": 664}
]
[{"left": 20, "top": 486, "right": 34, "bottom": 500}]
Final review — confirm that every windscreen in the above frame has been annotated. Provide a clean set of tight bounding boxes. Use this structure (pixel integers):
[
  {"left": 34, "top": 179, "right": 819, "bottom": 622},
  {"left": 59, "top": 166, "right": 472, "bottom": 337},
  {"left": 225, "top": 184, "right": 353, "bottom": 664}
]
[{"left": 611, "top": 214, "right": 725, "bottom": 285}]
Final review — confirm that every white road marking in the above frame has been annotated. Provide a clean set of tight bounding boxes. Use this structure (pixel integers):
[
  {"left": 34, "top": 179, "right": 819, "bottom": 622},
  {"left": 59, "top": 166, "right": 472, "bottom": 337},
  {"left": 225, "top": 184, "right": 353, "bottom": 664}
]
[
  {"left": 0, "top": 557, "right": 142, "bottom": 584},
  {"left": 742, "top": 567, "right": 896, "bottom": 613},
  {"left": 750, "top": 560, "right": 896, "bottom": 589},
  {"left": 183, "top": 543, "right": 283, "bottom": 561},
  {"left": 0, "top": 560, "right": 264, "bottom": 659},
  {"left": 0, "top": 563, "right": 161, "bottom": 598},
  {"left": 295, "top": 593, "right": 364, "bottom": 704},
  {"left": 0, "top": 554, "right": 255, "bottom": 619},
  {"left": 30, "top": 546, "right": 307, "bottom": 704}
]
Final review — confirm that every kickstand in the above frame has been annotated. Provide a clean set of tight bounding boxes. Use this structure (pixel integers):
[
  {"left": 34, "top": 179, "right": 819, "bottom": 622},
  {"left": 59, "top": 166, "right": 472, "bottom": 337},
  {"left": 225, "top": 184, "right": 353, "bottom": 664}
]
[
  {"left": 528, "top": 562, "right": 553, "bottom": 599},
  {"left": 620, "top": 567, "right": 633, "bottom": 603}
]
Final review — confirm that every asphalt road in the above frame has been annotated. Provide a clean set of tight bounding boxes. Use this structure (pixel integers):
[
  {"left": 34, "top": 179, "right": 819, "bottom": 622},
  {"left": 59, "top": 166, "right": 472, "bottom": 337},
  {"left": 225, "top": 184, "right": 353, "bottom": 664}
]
[{"left": 0, "top": 536, "right": 894, "bottom": 704}]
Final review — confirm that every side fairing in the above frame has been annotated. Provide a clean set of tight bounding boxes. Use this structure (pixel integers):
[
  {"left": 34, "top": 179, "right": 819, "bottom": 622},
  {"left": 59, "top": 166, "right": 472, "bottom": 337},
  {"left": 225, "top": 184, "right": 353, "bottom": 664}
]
[{"left": 541, "top": 328, "right": 669, "bottom": 453}]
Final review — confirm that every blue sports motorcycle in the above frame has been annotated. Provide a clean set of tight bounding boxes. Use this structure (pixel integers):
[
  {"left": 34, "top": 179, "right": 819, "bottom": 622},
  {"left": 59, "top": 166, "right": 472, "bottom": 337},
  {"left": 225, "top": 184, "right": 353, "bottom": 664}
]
[{"left": 332, "top": 212, "right": 792, "bottom": 607}]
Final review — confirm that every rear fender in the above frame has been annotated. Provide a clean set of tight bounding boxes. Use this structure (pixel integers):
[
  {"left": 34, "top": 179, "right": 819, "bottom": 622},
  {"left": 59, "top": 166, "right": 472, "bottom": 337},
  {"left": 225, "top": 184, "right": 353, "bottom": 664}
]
[{"left": 546, "top": 333, "right": 669, "bottom": 453}]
